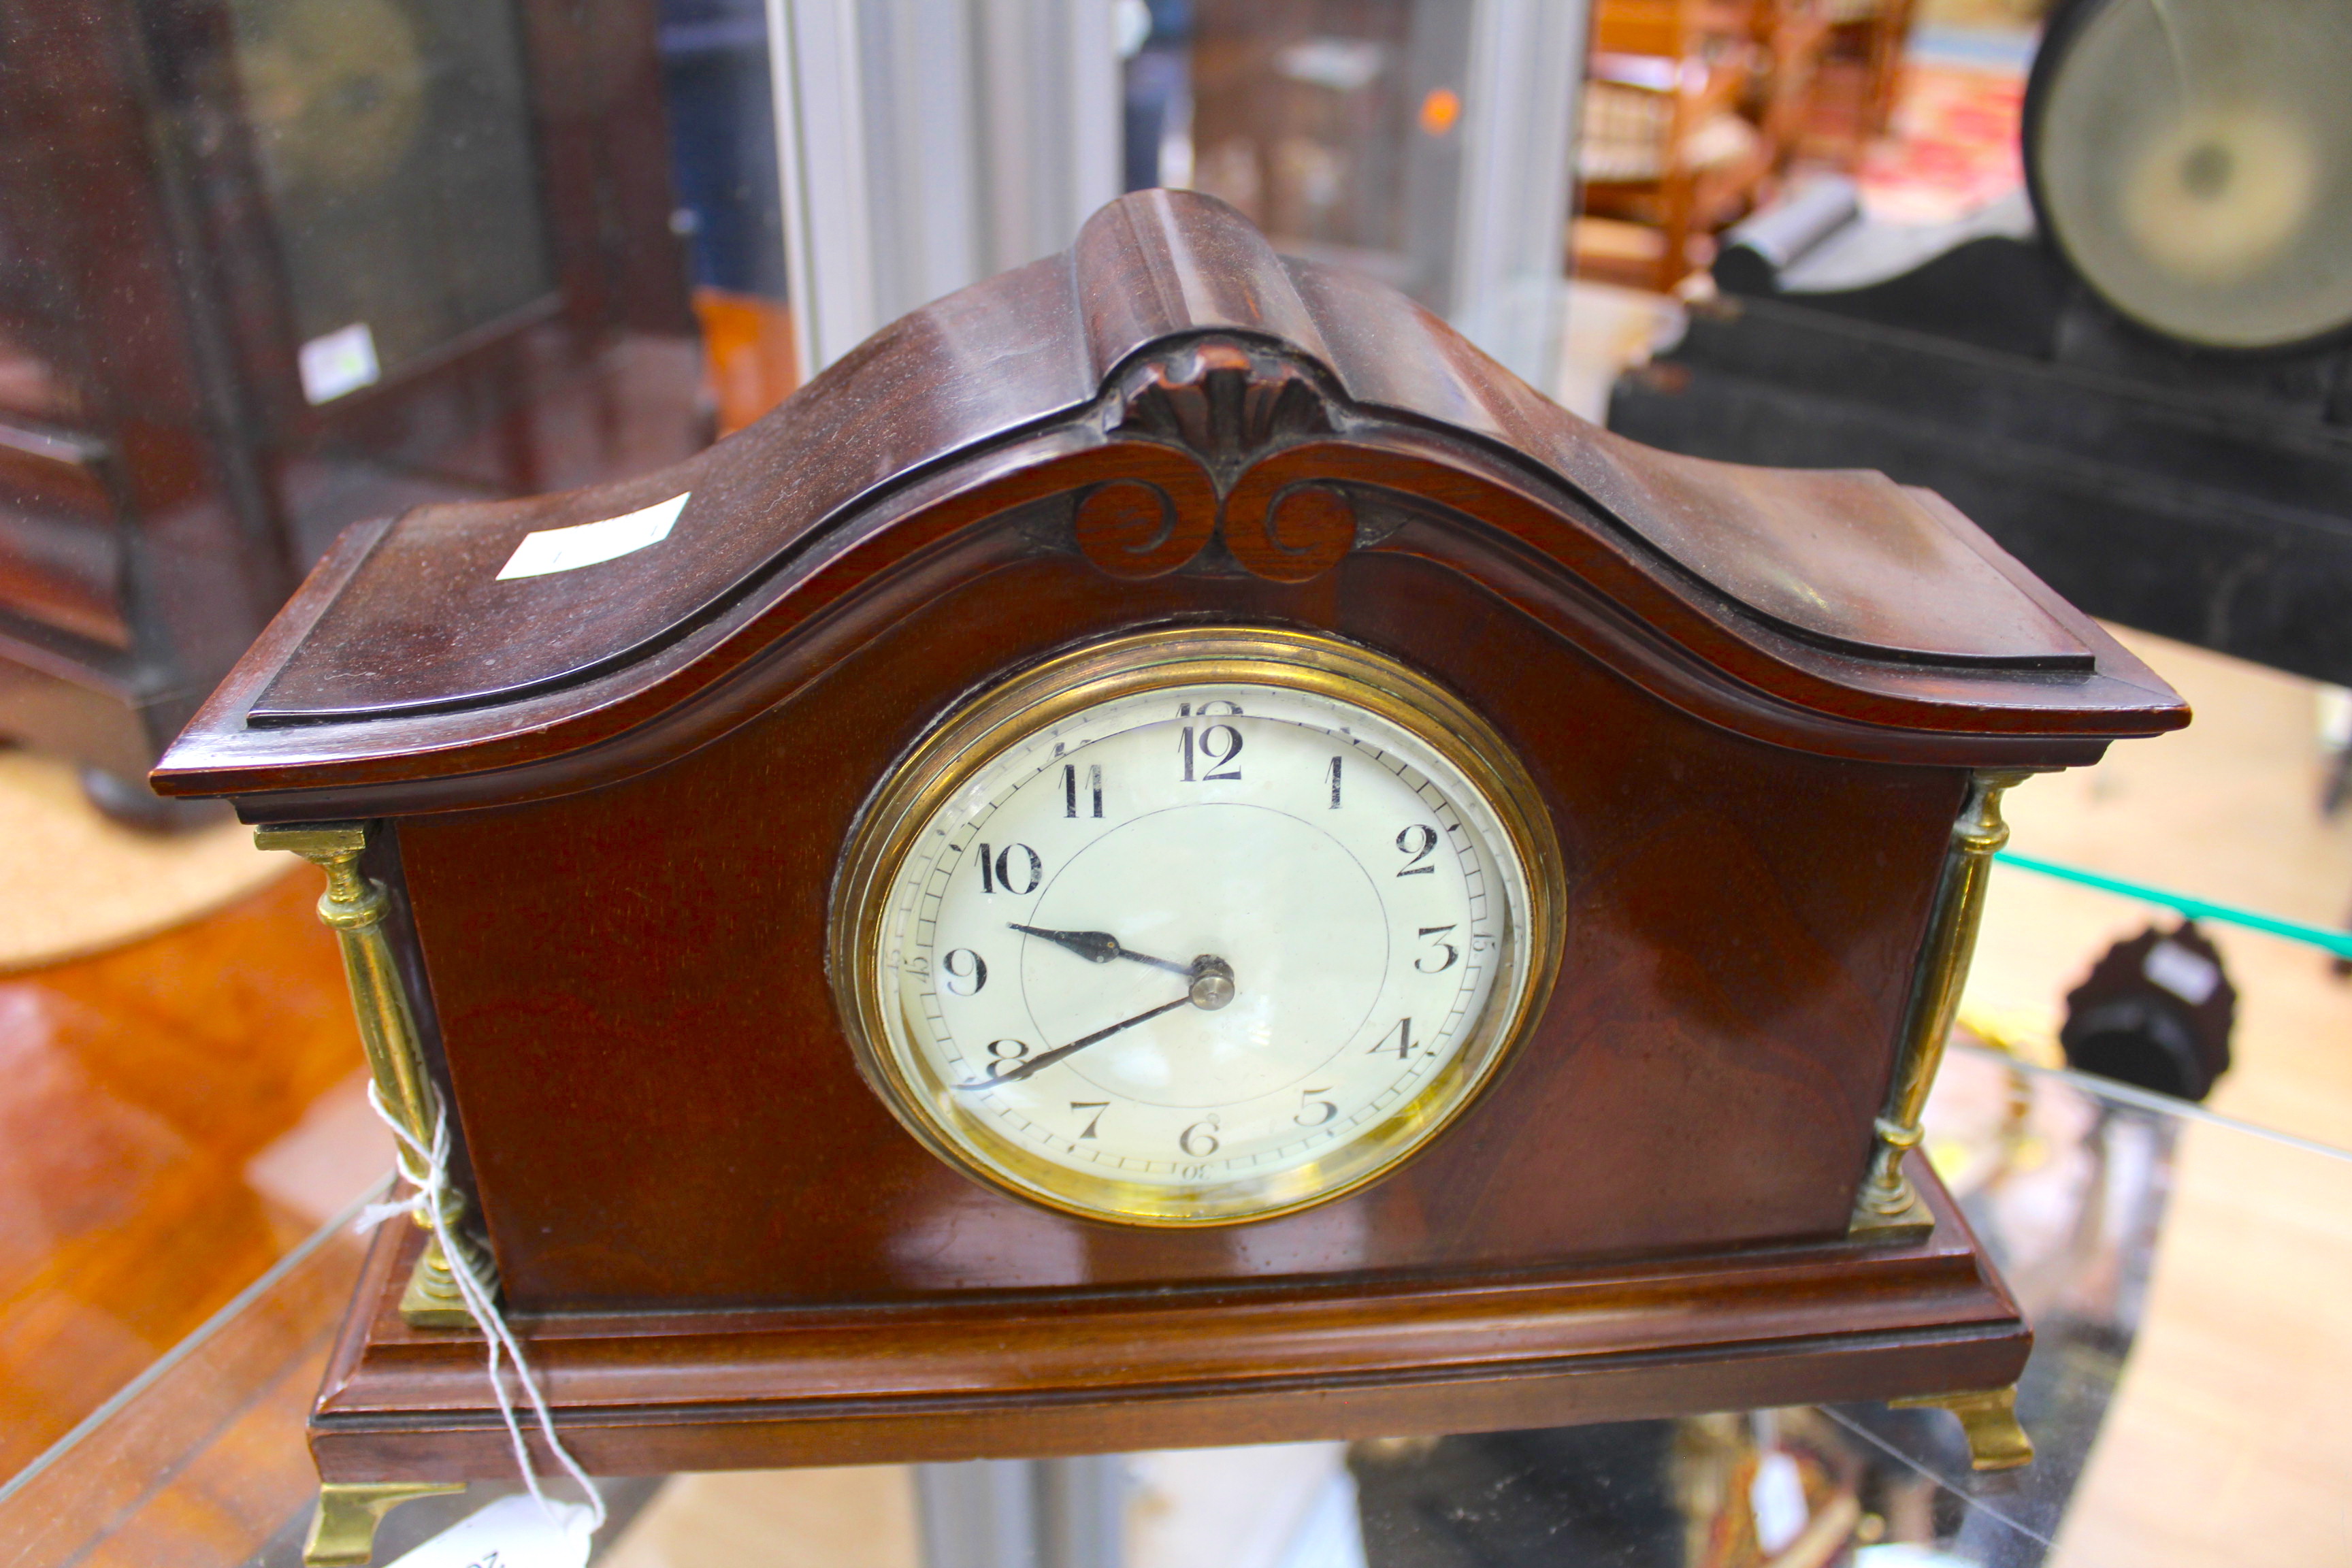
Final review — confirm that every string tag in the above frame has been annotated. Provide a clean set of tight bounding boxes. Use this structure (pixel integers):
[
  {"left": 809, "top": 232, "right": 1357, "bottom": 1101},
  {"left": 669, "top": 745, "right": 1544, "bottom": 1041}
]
[
  {"left": 358, "top": 1085, "right": 607, "bottom": 1541},
  {"left": 383, "top": 1494, "right": 595, "bottom": 1568}
]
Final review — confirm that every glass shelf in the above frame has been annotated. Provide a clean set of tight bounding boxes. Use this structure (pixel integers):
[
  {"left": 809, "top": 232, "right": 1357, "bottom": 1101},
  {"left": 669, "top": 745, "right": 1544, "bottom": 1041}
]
[{"left": 4, "top": 1044, "right": 2345, "bottom": 1568}]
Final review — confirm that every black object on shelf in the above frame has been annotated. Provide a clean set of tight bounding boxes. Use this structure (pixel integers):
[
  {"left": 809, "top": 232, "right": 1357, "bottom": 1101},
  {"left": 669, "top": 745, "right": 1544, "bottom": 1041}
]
[
  {"left": 2060, "top": 923, "right": 2236, "bottom": 1102},
  {"left": 1611, "top": 0, "right": 2352, "bottom": 689}
]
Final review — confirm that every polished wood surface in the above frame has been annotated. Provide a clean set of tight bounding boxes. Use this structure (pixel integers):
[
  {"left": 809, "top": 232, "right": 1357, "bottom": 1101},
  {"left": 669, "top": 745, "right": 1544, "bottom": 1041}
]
[
  {"left": 144, "top": 191, "right": 2195, "bottom": 1477},
  {"left": 162, "top": 427, "right": 2166, "bottom": 826},
  {"left": 311, "top": 1166, "right": 2026, "bottom": 1480},
  {"left": 0, "top": 872, "right": 359, "bottom": 1476},
  {"left": 151, "top": 191, "right": 2181, "bottom": 812},
  {"left": 394, "top": 543, "right": 1963, "bottom": 1306}
]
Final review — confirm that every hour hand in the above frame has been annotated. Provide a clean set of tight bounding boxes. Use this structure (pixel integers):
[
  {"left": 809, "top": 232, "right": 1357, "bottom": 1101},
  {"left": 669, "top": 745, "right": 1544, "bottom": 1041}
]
[{"left": 1008, "top": 924, "right": 1192, "bottom": 977}]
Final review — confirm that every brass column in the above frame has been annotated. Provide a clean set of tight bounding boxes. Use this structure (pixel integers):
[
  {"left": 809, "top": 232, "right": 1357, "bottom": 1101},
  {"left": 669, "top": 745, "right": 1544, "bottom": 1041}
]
[
  {"left": 259, "top": 822, "right": 494, "bottom": 1325},
  {"left": 1851, "top": 770, "right": 2031, "bottom": 1239}
]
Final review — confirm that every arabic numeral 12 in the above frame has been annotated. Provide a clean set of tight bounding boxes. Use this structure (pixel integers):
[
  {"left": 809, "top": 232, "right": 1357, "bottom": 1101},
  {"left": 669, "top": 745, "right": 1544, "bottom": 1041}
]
[{"left": 1181, "top": 723, "right": 1243, "bottom": 782}]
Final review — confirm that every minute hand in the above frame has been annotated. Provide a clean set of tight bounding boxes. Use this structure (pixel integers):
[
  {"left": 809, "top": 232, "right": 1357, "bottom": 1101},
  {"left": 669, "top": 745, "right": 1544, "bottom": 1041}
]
[
  {"left": 960, "top": 994, "right": 1192, "bottom": 1089},
  {"left": 1007, "top": 924, "right": 1192, "bottom": 977}
]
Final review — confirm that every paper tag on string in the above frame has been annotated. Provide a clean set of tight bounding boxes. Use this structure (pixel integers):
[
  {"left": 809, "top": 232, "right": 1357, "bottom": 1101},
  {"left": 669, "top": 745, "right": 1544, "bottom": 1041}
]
[
  {"left": 384, "top": 1494, "right": 595, "bottom": 1568},
  {"left": 1749, "top": 1450, "right": 1810, "bottom": 1554}
]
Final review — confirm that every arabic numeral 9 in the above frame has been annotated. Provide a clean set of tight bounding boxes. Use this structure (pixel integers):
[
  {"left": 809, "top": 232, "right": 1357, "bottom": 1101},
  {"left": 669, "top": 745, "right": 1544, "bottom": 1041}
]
[{"left": 942, "top": 948, "right": 988, "bottom": 995}]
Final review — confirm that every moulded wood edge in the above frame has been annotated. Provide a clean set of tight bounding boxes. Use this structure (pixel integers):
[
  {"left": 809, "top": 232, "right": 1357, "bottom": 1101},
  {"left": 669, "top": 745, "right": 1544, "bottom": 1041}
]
[
  {"left": 148, "top": 515, "right": 392, "bottom": 793},
  {"left": 308, "top": 1324, "right": 2031, "bottom": 1480},
  {"left": 310, "top": 1166, "right": 2027, "bottom": 1477},
  {"left": 158, "top": 442, "right": 2184, "bottom": 811}
]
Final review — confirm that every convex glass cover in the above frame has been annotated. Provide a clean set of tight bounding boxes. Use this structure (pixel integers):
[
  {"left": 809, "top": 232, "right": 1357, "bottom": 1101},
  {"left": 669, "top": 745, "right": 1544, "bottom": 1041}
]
[{"left": 832, "top": 628, "right": 1561, "bottom": 1224}]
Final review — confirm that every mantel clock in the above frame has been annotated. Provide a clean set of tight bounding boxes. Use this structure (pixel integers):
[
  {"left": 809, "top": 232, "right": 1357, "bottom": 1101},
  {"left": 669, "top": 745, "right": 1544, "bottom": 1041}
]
[{"left": 154, "top": 192, "right": 2187, "bottom": 1564}]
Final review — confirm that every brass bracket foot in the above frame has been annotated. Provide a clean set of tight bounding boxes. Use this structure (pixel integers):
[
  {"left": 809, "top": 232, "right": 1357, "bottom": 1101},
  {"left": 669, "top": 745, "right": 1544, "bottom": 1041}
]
[
  {"left": 1892, "top": 1385, "right": 2036, "bottom": 1471},
  {"left": 302, "top": 1480, "right": 466, "bottom": 1566}
]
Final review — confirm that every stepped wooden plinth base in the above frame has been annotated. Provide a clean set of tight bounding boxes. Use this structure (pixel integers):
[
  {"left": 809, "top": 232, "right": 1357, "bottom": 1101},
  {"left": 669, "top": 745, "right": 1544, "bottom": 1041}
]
[{"left": 308, "top": 1161, "right": 2028, "bottom": 1483}]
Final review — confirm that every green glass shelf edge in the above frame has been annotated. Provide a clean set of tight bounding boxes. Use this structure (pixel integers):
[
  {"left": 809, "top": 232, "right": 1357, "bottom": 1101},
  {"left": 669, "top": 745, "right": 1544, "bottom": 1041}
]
[{"left": 1995, "top": 849, "right": 2352, "bottom": 959}]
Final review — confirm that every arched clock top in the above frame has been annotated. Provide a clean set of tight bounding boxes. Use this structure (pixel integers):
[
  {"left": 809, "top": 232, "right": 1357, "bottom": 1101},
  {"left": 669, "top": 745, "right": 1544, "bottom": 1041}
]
[{"left": 152, "top": 191, "right": 2184, "bottom": 813}]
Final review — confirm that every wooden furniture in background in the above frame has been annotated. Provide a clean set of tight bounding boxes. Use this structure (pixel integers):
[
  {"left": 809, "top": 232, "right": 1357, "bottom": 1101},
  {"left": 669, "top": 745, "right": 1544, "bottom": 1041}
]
[
  {"left": 1580, "top": 0, "right": 1768, "bottom": 291},
  {"left": 0, "top": 0, "right": 704, "bottom": 821},
  {"left": 1577, "top": 0, "right": 1853, "bottom": 291},
  {"left": 689, "top": 291, "right": 799, "bottom": 439},
  {"left": 1804, "top": 0, "right": 1921, "bottom": 159},
  {"left": 154, "top": 191, "right": 2182, "bottom": 1549}
]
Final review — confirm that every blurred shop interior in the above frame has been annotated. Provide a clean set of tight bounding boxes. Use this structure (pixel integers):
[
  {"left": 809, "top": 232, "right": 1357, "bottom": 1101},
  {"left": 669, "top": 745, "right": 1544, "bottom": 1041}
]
[{"left": 4, "top": 0, "right": 2352, "bottom": 1563}]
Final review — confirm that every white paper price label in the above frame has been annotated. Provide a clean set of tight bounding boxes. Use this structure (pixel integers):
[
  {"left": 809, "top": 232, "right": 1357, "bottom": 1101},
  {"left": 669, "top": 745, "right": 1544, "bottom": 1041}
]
[
  {"left": 385, "top": 1494, "right": 596, "bottom": 1568},
  {"left": 496, "top": 493, "right": 691, "bottom": 581}
]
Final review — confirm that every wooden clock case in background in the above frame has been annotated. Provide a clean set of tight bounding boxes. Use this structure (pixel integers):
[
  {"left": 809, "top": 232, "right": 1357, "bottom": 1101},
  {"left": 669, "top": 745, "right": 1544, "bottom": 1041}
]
[
  {"left": 0, "top": 0, "right": 698, "bottom": 821},
  {"left": 155, "top": 192, "right": 2185, "bottom": 1531}
]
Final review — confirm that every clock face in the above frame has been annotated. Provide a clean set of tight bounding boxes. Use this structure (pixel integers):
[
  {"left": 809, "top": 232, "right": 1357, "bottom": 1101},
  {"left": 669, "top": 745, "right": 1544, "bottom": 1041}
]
[{"left": 834, "top": 630, "right": 1558, "bottom": 1224}]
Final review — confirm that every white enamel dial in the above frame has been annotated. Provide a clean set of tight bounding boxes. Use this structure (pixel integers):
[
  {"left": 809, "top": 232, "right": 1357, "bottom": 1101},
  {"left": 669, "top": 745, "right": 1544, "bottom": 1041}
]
[{"left": 846, "top": 637, "right": 1551, "bottom": 1224}]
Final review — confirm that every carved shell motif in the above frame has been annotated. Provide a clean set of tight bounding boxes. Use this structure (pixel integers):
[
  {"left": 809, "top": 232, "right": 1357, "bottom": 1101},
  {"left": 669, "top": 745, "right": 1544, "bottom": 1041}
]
[{"left": 1073, "top": 338, "right": 1360, "bottom": 585}]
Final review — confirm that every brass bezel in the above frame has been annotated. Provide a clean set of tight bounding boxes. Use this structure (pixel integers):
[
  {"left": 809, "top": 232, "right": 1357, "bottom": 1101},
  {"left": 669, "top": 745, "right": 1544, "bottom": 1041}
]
[{"left": 828, "top": 626, "right": 1565, "bottom": 1226}]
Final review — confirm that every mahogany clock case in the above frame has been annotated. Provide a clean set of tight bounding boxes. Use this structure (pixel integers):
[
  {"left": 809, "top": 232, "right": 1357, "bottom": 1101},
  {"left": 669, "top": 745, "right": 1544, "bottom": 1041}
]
[{"left": 154, "top": 192, "right": 2183, "bottom": 1465}]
